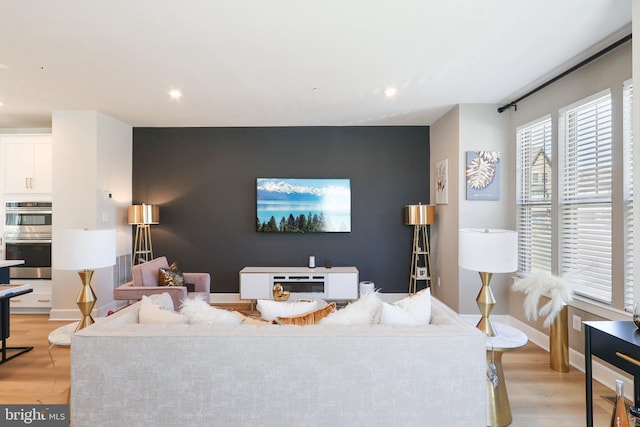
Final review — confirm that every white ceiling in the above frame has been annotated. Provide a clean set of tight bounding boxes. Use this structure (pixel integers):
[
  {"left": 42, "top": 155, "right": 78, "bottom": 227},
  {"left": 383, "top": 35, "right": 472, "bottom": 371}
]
[{"left": 0, "top": 0, "right": 632, "bottom": 129}]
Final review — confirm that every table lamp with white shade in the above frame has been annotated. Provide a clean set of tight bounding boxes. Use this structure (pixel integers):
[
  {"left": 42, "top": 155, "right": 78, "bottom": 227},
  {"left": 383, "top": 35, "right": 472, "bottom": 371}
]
[
  {"left": 458, "top": 228, "right": 518, "bottom": 337},
  {"left": 52, "top": 229, "right": 116, "bottom": 331}
]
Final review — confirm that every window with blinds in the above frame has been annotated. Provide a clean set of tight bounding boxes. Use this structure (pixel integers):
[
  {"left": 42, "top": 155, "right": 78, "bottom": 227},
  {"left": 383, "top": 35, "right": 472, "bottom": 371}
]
[
  {"left": 558, "top": 90, "right": 613, "bottom": 303},
  {"left": 516, "top": 117, "right": 552, "bottom": 274},
  {"left": 623, "top": 80, "right": 634, "bottom": 310}
]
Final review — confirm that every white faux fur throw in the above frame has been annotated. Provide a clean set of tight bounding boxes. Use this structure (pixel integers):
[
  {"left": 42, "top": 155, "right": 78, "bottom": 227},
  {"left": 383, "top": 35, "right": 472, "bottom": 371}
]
[{"left": 512, "top": 272, "right": 574, "bottom": 328}]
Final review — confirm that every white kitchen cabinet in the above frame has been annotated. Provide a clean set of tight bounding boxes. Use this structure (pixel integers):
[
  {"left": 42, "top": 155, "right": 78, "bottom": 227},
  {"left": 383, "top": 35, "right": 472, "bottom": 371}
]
[
  {"left": 8, "top": 279, "right": 52, "bottom": 313},
  {"left": 1, "top": 134, "right": 52, "bottom": 193}
]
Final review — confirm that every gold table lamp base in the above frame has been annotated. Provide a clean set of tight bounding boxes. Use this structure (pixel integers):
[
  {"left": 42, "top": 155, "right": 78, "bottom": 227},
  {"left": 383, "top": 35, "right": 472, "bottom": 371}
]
[
  {"left": 476, "top": 272, "right": 496, "bottom": 337},
  {"left": 75, "top": 269, "right": 97, "bottom": 332}
]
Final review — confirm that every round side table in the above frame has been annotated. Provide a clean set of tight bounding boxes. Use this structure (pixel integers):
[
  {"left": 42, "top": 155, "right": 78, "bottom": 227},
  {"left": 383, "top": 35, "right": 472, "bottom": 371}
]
[
  {"left": 48, "top": 321, "right": 80, "bottom": 348},
  {"left": 486, "top": 322, "right": 528, "bottom": 427}
]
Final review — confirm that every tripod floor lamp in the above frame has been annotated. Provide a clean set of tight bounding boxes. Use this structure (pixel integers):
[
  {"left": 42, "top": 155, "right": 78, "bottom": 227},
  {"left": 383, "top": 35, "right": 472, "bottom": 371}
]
[
  {"left": 405, "top": 203, "right": 436, "bottom": 295},
  {"left": 128, "top": 204, "right": 160, "bottom": 266}
]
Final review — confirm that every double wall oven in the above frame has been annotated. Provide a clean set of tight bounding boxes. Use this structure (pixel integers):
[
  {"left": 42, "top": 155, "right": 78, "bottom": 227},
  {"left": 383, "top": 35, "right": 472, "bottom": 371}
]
[{"left": 3, "top": 201, "right": 52, "bottom": 279}]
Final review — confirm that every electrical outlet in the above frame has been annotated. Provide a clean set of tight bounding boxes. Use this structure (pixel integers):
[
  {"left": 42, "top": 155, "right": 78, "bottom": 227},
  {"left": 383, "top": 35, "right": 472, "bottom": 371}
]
[
  {"left": 437, "top": 277, "right": 441, "bottom": 287},
  {"left": 573, "top": 315, "right": 582, "bottom": 332}
]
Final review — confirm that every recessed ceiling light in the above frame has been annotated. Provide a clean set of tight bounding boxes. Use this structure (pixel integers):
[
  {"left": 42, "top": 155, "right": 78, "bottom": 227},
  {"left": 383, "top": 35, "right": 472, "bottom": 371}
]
[
  {"left": 384, "top": 87, "right": 397, "bottom": 98},
  {"left": 169, "top": 89, "right": 182, "bottom": 99},
  {"left": 0, "top": 101, "right": 3, "bottom": 107}
]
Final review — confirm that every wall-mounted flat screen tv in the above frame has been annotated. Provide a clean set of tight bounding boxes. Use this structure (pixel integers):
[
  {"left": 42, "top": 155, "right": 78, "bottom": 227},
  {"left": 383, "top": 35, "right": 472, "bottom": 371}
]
[{"left": 256, "top": 178, "right": 351, "bottom": 233}]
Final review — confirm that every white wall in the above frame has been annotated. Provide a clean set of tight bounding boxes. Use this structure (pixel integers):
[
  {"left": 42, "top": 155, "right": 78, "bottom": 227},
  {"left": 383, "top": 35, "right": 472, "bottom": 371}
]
[
  {"left": 429, "top": 106, "right": 460, "bottom": 310},
  {"left": 50, "top": 111, "right": 132, "bottom": 321},
  {"left": 430, "top": 104, "right": 511, "bottom": 314}
]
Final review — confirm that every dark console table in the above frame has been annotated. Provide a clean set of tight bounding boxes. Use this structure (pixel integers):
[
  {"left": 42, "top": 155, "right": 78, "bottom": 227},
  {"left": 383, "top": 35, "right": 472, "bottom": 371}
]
[
  {"left": 0, "top": 287, "right": 34, "bottom": 364},
  {"left": 584, "top": 320, "right": 640, "bottom": 427}
]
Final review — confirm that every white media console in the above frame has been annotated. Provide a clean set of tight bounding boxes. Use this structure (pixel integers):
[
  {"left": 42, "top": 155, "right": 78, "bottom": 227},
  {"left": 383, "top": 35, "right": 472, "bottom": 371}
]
[{"left": 239, "top": 266, "right": 359, "bottom": 301}]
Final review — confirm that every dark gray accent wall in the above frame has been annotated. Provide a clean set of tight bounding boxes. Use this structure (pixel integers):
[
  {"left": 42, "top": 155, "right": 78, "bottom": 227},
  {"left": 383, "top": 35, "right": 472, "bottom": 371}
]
[{"left": 132, "top": 126, "right": 429, "bottom": 294}]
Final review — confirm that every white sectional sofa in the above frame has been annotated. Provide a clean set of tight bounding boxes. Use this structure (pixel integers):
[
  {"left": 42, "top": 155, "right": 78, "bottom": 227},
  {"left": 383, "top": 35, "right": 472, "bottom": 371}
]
[{"left": 71, "top": 297, "right": 487, "bottom": 427}]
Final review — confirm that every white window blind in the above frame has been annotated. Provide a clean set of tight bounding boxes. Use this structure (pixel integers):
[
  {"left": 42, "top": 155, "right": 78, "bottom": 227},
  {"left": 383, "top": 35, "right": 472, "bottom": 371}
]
[
  {"left": 623, "top": 80, "right": 634, "bottom": 310},
  {"left": 559, "top": 91, "right": 613, "bottom": 303},
  {"left": 516, "top": 117, "right": 552, "bottom": 274}
]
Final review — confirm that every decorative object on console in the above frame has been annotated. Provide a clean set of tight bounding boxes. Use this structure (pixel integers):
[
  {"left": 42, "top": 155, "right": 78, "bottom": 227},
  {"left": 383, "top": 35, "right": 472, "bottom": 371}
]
[
  {"left": 128, "top": 203, "right": 160, "bottom": 266},
  {"left": 405, "top": 203, "right": 435, "bottom": 295},
  {"left": 256, "top": 178, "right": 351, "bottom": 233},
  {"left": 52, "top": 228, "right": 116, "bottom": 331},
  {"left": 359, "top": 281, "right": 375, "bottom": 296},
  {"left": 611, "top": 379, "right": 630, "bottom": 427},
  {"left": 272, "top": 283, "right": 290, "bottom": 301},
  {"left": 512, "top": 272, "right": 575, "bottom": 372},
  {"left": 458, "top": 228, "right": 517, "bottom": 337}
]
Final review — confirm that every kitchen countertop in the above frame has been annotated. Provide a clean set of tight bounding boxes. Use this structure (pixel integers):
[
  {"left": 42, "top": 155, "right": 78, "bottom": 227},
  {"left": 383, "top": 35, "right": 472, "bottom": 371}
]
[{"left": 0, "top": 260, "right": 25, "bottom": 268}]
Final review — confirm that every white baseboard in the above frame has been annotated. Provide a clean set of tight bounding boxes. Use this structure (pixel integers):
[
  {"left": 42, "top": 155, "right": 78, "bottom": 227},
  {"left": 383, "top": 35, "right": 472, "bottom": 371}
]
[
  {"left": 210, "top": 293, "right": 244, "bottom": 304},
  {"left": 48, "top": 300, "right": 120, "bottom": 322},
  {"left": 48, "top": 308, "right": 80, "bottom": 322}
]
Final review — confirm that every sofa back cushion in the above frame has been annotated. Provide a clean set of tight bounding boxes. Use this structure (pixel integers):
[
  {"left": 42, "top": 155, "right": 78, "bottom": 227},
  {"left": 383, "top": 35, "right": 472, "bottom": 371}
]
[{"left": 132, "top": 256, "right": 169, "bottom": 286}]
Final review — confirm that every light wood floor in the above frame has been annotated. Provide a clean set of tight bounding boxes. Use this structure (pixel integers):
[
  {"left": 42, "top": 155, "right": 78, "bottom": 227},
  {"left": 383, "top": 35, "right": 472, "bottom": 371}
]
[{"left": 0, "top": 313, "right": 621, "bottom": 426}]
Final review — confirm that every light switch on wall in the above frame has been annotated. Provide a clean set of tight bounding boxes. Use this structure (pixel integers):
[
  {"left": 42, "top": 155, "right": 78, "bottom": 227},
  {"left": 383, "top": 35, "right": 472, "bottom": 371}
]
[{"left": 573, "top": 315, "right": 582, "bottom": 332}]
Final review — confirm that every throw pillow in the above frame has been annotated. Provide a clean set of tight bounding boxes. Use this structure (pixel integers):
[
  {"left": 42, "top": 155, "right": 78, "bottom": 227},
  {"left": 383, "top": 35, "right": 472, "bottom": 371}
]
[
  {"left": 380, "top": 288, "right": 431, "bottom": 325},
  {"left": 180, "top": 296, "right": 241, "bottom": 325},
  {"left": 276, "top": 302, "right": 337, "bottom": 325},
  {"left": 256, "top": 299, "right": 318, "bottom": 322},
  {"left": 138, "top": 295, "right": 188, "bottom": 324},
  {"left": 158, "top": 262, "right": 185, "bottom": 287},
  {"left": 147, "top": 292, "right": 175, "bottom": 311},
  {"left": 319, "top": 292, "right": 382, "bottom": 325}
]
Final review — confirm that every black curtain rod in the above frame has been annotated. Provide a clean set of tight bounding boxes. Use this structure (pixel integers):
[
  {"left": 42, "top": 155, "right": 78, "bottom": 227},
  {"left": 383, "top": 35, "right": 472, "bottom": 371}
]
[{"left": 497, "top": 33, "right": 632, "bottom": 113}]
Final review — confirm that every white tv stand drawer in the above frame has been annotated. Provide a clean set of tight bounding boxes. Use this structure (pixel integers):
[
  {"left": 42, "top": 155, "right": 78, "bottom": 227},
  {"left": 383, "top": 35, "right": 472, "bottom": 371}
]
[{"left": 239, "top": 266, "right": 358, "bottom": 301}]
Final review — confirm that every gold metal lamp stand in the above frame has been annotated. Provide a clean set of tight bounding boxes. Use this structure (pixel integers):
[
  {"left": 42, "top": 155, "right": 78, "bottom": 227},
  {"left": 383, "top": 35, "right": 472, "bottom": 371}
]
[
  {"left": 476, "top": 271, "right": 497, "bottom": 336},
  {"left": 75, "top": 269, "right": 97, "bottom": 331},
  {"left": 128, "top": 204, "right": 160, "bottom": 267},
  {"left": 52, "top": 228, "right": 116, "bottom": 332},
  {"left": 405, "top": 203, "right": 435, "bottom": 295}
]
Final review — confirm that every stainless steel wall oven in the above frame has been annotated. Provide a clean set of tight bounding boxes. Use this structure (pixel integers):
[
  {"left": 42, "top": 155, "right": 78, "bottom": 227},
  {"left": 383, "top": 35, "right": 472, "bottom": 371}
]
[{"left": 4, "top": 201, "right": 52, "bottom": 279}]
